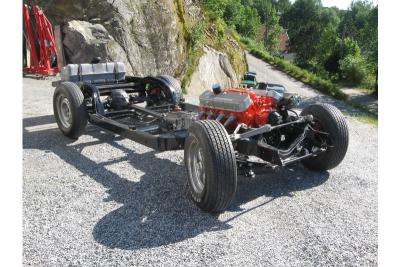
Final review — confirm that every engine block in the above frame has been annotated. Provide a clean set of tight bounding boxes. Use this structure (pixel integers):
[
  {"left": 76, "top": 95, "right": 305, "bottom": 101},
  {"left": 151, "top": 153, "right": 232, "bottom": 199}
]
[{"left": 198, "top": 89, "right": 279, "bottom": 129}]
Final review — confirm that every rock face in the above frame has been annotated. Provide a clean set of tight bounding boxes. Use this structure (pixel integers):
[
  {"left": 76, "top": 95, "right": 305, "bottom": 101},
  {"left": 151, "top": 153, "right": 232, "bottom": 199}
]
[
  {"left": 186, "top": 47, "right": 239, "bottom": 95},
  {"left": 29, "top": 0, "right": 187, "bottom": 76},
  {"left": 63, "top": 20, "right": 133, "bottom": 73},
  {"left": 27, "top": 0, "right": 246, "bottom": 94}
]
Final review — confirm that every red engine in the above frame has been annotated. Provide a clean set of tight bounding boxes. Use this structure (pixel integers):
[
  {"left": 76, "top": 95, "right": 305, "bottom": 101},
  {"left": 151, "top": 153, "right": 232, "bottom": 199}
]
[{"left": 198, "top": 88, "right": 280, "bottom": 129}]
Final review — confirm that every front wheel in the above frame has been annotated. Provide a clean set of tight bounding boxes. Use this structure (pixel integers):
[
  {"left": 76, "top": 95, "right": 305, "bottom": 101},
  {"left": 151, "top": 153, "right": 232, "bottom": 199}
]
[
  {"left": 300, "top": 103, "right": 349, "bottom": 171},
  {"left": 184, "top": 120, "right": 237, "bottom": 213}
]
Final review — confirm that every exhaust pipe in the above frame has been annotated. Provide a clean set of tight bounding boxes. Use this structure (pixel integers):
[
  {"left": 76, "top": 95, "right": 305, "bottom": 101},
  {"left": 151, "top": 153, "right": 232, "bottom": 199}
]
[
  {"left": 224, "top": 115, "right": 237, "bottom": 127},
  {"left": 207, "top": 112, "right": 216, "bottom": 120},
  {"left": 198, "top": 111, "right": 206, "bottom": 120},
  {"left": 216, "top": 113, "right": 225, "bottom": 122}
]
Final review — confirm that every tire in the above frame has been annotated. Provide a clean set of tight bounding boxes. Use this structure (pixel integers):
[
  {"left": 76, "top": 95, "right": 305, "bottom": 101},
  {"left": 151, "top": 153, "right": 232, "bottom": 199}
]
[
  {"left": 156, "top": 75, "right": 183, "bottom": 105},
  {"left": 184, "top": 120, "right": 237, "bottom": 213},
  {"left": 53, "top": 81, "right": 88, "bottom": 139},
  {"left": 300, "top": 103, "right": 349, "bottom": 171}
]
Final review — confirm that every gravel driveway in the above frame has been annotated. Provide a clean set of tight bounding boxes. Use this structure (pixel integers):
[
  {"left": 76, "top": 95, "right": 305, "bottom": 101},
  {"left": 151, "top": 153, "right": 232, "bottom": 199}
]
[{"left": 23, "top": 56, "right": 377, "bottom": 266}]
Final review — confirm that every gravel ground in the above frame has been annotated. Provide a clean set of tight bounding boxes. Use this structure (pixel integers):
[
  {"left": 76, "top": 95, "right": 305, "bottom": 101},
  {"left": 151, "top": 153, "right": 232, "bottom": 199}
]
[{"left": 23, "top": 56, "right": 377, "bottom": 266}]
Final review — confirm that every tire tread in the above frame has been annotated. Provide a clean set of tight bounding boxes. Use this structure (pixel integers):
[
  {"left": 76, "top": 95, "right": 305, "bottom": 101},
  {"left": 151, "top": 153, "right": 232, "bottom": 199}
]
[
  {"left": 53, "top": 81, "right": 88, "bottom": 139},
  {"left": 301, "top": 103, "right": 349, "bottom": 170},
  {"left": 185, "top": 120, "right": 237, "bottom": 212}
]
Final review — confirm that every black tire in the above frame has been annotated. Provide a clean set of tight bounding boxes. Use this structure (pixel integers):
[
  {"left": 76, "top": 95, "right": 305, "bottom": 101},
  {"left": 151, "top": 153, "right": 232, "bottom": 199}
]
[
  {"left": 53, "top": 81, "right": 88, "bottom": 139},
  {"left": 156, "top": 75, "right": 183, "bottom": 105},
  {"left": 300, "top": 103, "right": 349, "bottom": 171},
  {"left": 184, "top": 120, "right": 237, "bottom": 213}
]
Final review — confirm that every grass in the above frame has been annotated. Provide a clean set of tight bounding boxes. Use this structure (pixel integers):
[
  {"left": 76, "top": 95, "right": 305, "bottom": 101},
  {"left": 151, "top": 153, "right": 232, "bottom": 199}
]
[
  {"left": 345, "top": 112, "right": 378, "bottom": 127},
  {"left": 174, "top": 0, "right": 190, "bottom": 42},
  {"left": 173, "top": 0, "right": 201, "bottom": 93},
  {"left": 346, "top": 102, "right": 378, "bottom": 127}
]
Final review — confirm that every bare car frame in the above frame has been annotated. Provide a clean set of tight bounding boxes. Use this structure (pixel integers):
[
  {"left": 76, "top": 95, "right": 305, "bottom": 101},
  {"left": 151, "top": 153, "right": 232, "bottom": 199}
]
[{"left": 53, "top": 62, "right": 349, "bottom": 212}]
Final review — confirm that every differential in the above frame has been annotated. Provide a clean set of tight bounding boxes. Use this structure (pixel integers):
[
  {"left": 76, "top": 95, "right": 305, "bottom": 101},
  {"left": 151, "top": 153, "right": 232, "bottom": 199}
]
[{"left": 110, "top": 89, "right": 130, "bottom": 110}]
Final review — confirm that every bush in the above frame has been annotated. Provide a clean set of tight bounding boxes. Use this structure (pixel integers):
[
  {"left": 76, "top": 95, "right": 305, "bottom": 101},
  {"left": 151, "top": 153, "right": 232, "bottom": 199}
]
[
  {"left": 216, "top": 17, "right": 226, "bottom": 42},
  {"left": 203, "top": 0, "right": 228, "bottom": 19},
  {"left": 181, "top": 20, "right": 206, "bottom": 92},
  {"left": 190, "top": 20, "right": 206, "bottom": 50},
  {"left": 339, "top": 54, "right": 369, "bottom": 85}
]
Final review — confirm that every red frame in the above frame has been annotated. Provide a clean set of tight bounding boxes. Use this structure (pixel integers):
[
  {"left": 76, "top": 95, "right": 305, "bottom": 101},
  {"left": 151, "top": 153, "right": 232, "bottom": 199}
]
[{"left": 23, "top": 4, "right": 59, "bottom": 76}]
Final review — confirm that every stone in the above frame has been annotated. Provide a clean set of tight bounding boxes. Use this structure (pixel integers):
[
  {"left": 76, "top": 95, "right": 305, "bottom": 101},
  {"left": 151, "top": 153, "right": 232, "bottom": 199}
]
[
  {"left": 29, "top": 0, "right": 246, "bottom": 92},
  {"left": 186, "top": 46, "right": 239, "bottom": 95},
  {"left": 62, "top": 20, "right": 133, "bottom": 74}
]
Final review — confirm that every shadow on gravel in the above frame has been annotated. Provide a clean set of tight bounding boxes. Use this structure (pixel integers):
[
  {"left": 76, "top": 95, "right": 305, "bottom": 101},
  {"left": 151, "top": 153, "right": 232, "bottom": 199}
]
[{"left": 23, "top": 115, "right": 329, "bottom": 250}]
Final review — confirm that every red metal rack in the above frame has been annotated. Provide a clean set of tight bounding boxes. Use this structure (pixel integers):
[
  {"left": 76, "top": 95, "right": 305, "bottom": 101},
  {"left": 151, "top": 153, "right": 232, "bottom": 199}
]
[{"left": 23, "top": 4, "right": 59, "bottom": 76}]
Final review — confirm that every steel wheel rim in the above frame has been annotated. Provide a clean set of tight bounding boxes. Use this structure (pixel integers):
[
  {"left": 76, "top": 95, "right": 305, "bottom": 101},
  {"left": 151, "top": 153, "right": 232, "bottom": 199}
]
[
  {"left": 57, "top": 95, "right": 72, "bottom": 129},
  {"left": 188, "top": 139, "right": 206, "bottom": 195}
]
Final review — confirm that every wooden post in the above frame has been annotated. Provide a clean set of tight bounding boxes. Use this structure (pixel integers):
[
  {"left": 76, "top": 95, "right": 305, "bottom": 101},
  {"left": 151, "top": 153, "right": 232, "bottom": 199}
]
[
  {"left": 26, "top": 43, "right": 31, "bottom": 68},
  {"left": 54, "top": 25, "right": 65, "bottom": 69},
  {"left": 24, "top": 35, "right": 31, "bottom": 68}
]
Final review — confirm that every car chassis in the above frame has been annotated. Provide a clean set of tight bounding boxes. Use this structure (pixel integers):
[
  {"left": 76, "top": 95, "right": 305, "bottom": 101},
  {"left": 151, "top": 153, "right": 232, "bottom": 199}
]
[
  {"left": 53, "top": 62, "right": 348, "bottom": 212},
  {"left": 61, "top": 78, "right": 322, "bottom": 166}
]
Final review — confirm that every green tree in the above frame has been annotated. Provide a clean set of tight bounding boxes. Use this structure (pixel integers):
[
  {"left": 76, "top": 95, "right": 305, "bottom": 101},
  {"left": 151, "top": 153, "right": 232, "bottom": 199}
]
[
  {"left": 281, "top": 0, "right": 324, "bottom": 65},
  {"left": 339, "top": 54, "right": 369, "bottom": 85},
  {"left": 314, "top": 24, "right": 340, "bottom": 73},
  {"left": 339, "top": 0, "right": 374, "bottom": 41},
  {"left": 249, "top": 0, "right": 291, "bottom": 21},
  {"left": 223, "top": 0, "right": 244, "bottom": 27},
  {"left": 339, "top": 0, "right": 377, "bottom": 90},
  {"left": 236, "top": 6, "right": 261, "bottom": 38},
  {"left": 338, "top": 1, "right": 377, "bottom": 65},
  {"left": 248, "top": 0, "right": 284, "bottom": 54},
  {"left": 203, "top": 0, "right": 229, "bottom": 19},
  {"left": 315, "top": 31, "right": 363, "bottom": 77},
  {"left": 274, "top": 0, "right": 292, "bottom": 15},
  {"left": 264, "top": 7, "right": 284, "bottom": 54},
  {"left": 366, "top": 6, "right": 378, "bottom": 92}
]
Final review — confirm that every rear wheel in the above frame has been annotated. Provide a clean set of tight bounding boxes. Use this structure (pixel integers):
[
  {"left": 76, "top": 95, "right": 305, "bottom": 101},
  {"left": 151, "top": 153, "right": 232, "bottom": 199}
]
[
  {"left": 147, "top": 75, "right": 183, "bottom": 107},
  {"left": 156, "top": 75, "right": 183, "bottom": 104},
  {"left": 300, "top": 103, "right": 349, "bottom": 171},
  {"left": 184, "top": 120, "right": 237, "bottom": 213},
  {"left": 53, "top": 82, "right": 88, "bottom": 139}
]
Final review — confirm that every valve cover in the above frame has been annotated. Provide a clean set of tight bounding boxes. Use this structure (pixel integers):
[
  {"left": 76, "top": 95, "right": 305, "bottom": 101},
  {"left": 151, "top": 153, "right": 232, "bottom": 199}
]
[{"left": 199, "top": 90, "right": 253, "bottom": 112}]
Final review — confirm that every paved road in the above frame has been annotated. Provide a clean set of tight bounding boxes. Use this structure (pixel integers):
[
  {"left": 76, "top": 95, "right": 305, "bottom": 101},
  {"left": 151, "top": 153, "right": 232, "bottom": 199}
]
[
  {"left": 341, "top": 87, "right": 378, "bottom": 114},
  {"left": 23, "top": 56, "right": 377, "bottom": 266}
]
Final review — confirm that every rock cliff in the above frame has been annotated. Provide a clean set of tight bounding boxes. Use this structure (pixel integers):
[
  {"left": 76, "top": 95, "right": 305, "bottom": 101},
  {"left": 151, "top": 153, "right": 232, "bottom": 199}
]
[
  {"left": 25, "top": 0, "right": 246, "bottom": 94},
  {"left": 187, "top": 46, "right": 239, "bottom": 95}
]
